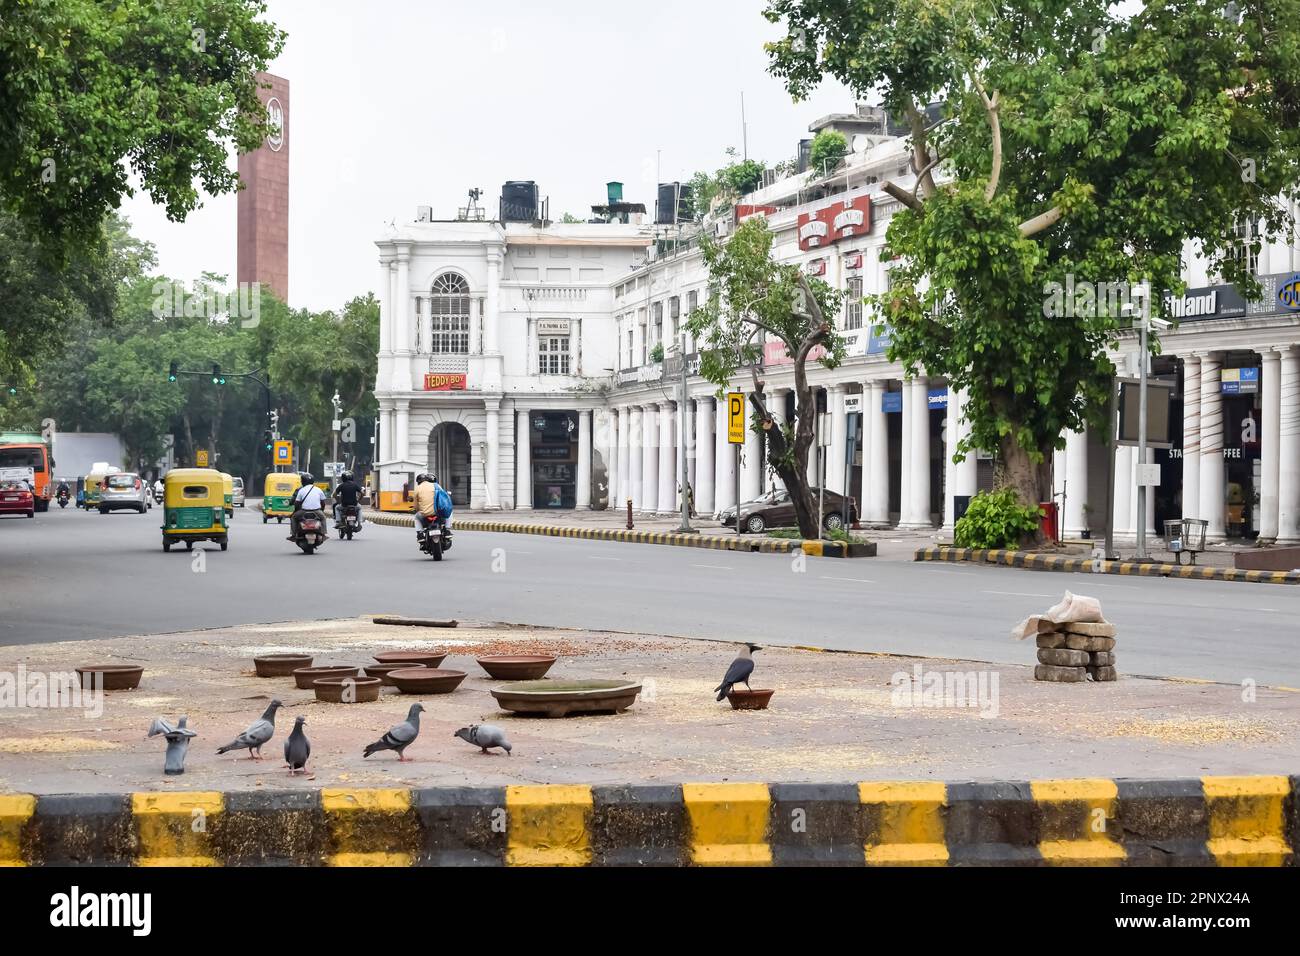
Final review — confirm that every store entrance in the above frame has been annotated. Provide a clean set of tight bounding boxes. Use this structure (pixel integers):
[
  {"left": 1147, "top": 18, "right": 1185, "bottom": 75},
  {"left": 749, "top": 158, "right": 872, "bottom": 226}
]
[
  {"left": 1223, "top": 395, "right": 1260, "bottom": 539},
  {"left": 427, "top": 422, "right": 471, "bottom": 506},
  {"left": 530, "top": 411, "right": 578, "bottom": 509}
]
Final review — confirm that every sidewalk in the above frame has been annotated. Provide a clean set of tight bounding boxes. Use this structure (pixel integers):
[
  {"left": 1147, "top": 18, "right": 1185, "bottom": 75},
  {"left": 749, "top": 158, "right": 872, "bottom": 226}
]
[{"left": 1, "top": 617, "right": 1296, "bottom": 796}]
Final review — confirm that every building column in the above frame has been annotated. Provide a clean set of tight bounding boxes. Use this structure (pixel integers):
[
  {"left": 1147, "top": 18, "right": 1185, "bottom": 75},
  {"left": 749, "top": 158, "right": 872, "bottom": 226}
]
[
  {"left": 394, "top": 400, "right": 410, "bottom": 463},
  {"left": 899, "top": 376, "right": 931, "bottom": 528},
  {"left": 899, "top": 383, "right": 913, "bottom": 524},
  {"left": 515, "top": 409, "right": 532, "bottom": 509},
  {"left": 484, "top": 250, "right": 501, "bottom": 355},
  {"left": 943, "top": 387, "right": 959, "bottom": 533},
  {"left": 741, "top": 394, "right": 762, "bottom": 502},
  {"left": 768, "top": 389, "right": 789, "bottom": 490},
  {"left": 695, "top": 397, "right": 715, "bottom": 513},
  {"left": 827, "top": 384, "right": 848, "bottom": 494},
  {"left": 806, "top": 389, "right": 821, "bottom": 487},
  {"left": 377, "top": 399, "right": 393, "bottom": 464},
  {"left": 1260, "top": 349, "right": 1282, "bottom": 543},
  {"left": 628, "top": 406, "right": 643, "bottom": 511},
  {"left": 616, "top": 407, "right": 630, "bottom": 507},
  {"left": 952, "top": 388, "right": 978, "bottom": 529},
  {"left": 1278, "top": 347, "right": 1300, "bottom": 544},
  {"left": 393, "top": 247, "right": 413, "bottom": 391},
  {"left": 1113, "top": 444, "right": 1134, "bottom": 540},
  {"left": 576, "top": 409, "right": 592, "bottom": 511},
  {"left": 658, "top": 401, "right": 676, "bottom": 513},
  {"left": 1063, "top": 425, "right": 1089, "bottom": 538},
  {"left": 484, "top": 401, "right": 501, "bottom": 510},
  {"left": 715, "top": 398, "right": 736, "bottom": 512},
  {"left": 642, "top": 404, "right": 659, "bottom": 513},
  {"left": 377, "top": 259, "right": 393, "bottom": 356},
  {"left": 1182, "top": 355, "right": 1201, "bottom": 521},
  {"left": 1199, "top": 352, "right": 1226, "bottom": 542},
  {"left": 866, "top": 381, "right": 890, "bottom": 526},
  {"left": 604, "top": 409, "right": 618, "bottom": 512}
]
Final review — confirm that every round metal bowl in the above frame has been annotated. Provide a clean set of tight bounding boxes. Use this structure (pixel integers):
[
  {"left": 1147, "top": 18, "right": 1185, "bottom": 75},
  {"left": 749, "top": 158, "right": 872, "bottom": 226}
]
[
  {"left": 373, "top": 650, "right": 448, "bottom": 668},
  {"left": 363, "top": 662, "right": 423, "bottom": 686},
  {"left": 253, "top": 653, "right": 313, "bottom": 678},
  {"left": 490, "top": 679, "right": 641, "bottom": 717},
  {"left": 726, "top": 688, "right": 775, "bottom": 711},
  {"left": 75, "top": 665, "right": 144, "bottom": 691},
  {"left": 292, "top": 665, "right": 360, "bottom": 690},
  {"left": 387, "top": 667, "right": 467, "bottom": 695},
  {"left": 476, "top": 655, "right": 557, "bottom": 680},
  {"left": 313, "top": 675, "right": 382, "bottom": 703}
]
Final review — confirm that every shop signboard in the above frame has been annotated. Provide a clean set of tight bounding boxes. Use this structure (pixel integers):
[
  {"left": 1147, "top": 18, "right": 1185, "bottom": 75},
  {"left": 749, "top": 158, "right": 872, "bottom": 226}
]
[
  {"left": 424, "top": 373, "right": 467, "bottom": 391},
  {"left": 1220, "top": 367, "right": 1260, "bottom": 394},
  {"left": 796, "top": 194, "right": 873, "bottom": 251},
  {"left": 867, "top": 323, "right": 893, "bottom": 355},
  {"left": 882, "top": 391, "right": 903, "bottom": 414}
]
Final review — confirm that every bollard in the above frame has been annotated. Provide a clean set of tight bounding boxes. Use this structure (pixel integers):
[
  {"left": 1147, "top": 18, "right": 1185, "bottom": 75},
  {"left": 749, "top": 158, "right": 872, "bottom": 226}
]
[{"left": 626, "top": 498, "right": 634, "bottom": 530}]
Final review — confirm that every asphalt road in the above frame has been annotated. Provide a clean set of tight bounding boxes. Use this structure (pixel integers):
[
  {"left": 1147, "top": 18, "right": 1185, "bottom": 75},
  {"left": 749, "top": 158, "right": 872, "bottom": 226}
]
[{"left": 2, "top": 502, "right": 1298, "bottom": 686}]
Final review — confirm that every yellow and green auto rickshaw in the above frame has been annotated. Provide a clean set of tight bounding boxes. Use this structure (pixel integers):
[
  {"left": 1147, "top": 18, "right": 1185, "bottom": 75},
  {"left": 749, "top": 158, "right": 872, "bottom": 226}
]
[
  {"left": 82, "top": 469, "right": 108, "bottom": 510},
  {"left": 262, "top": 472, "right": 299, "bottom": 524},
  {"left": 161, "top": 468, "right": 228, "bottom": 552},
  {"left": 220, "top": 472, "right": 234, "bottom": 517}
]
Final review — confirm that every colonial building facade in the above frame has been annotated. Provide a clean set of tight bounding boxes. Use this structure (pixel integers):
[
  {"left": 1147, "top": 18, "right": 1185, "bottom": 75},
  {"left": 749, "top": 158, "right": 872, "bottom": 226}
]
[{"left": 374, "top": 117, "right": 1300, "bottom": 545}]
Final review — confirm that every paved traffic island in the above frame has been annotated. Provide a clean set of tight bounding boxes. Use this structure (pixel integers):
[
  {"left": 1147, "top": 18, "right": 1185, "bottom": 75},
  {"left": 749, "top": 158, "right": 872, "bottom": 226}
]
[
  {"left": 915, "top": 545, "right": 1300, "bottom": 585},
  {"left": 1, "top": 618, "right": 1297, "bottom": 865}
]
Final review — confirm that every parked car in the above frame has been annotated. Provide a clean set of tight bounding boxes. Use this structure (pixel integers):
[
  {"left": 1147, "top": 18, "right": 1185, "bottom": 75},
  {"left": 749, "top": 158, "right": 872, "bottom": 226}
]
[
  {"left": 98, "top": 472, "right": 151, "bottom": 513},
  {"left": 0, "top": 480, "right": 35, "bottom": 518},
  {"left": 719, "top": 487, "right": 858, "bottom": 534},
  {"left": 232, "top": 476, "right": 246, "bottom": 508}
]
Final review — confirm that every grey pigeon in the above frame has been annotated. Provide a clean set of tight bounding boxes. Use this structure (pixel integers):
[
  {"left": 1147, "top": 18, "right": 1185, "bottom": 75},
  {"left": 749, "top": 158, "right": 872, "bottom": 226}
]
[
  {"left": 147, "top": 715, "right": 197, "bottom": 776},
  {"left": 283, "top": 715, "right": 311, "bottom": 775},
  {"left": 216, "top": 699, "right": 282, "bottom": 760},
  {"left": 715, "top": 643, "right": 761, "bottom": 701},
  {"left": 454, "top": 723, "right": 511, "bottom": 755},
  {"left": 363, "top": 703, "right": 424, "bottom": 761}
]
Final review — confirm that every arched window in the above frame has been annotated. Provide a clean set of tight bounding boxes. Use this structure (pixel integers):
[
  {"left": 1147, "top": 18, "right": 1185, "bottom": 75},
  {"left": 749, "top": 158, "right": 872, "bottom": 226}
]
[{"left": 430, "top": 273, "right": 471, "bottom": 354}]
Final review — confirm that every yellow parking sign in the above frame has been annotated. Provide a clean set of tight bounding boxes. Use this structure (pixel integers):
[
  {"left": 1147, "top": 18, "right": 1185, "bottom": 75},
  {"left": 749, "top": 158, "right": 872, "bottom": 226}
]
[
  {"left": 195, "top": 449, "right": 209, "bottom": 467},
  {"left": 273, "top": 440, "right": 293, "bottom": 466},
  {"left": 727, "top": 392, "right": 746, "bottom": 444}
]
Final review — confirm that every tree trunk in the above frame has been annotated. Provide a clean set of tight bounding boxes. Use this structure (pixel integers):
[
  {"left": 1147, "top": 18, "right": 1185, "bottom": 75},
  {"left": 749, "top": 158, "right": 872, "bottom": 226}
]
[
  {"left": 998, "top": 435, "right": 1051, "bottom": 547},
  {"left": 181, "top": 412, "right": 195, "bottom": 466}
]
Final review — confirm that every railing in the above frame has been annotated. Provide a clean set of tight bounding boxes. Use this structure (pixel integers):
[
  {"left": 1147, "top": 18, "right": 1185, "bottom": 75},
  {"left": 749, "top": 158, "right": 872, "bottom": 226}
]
[
  {"left": 427, "top": 354, "right": 469, "bottom": 373},
  {"left": 520, "top": 286, "right": 588, "bottom": 301}
]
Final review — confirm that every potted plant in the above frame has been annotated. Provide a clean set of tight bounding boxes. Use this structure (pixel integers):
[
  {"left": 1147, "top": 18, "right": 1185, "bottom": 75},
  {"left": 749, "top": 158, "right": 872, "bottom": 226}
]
[{"left": 650, "top": 342, "right": 664, "bottom": 364}]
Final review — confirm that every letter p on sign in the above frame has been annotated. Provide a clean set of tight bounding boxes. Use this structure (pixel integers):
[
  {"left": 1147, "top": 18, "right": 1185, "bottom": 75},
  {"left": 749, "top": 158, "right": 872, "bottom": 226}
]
[{"left": 727, "top": 392, "right": 746, "bottom": 444}]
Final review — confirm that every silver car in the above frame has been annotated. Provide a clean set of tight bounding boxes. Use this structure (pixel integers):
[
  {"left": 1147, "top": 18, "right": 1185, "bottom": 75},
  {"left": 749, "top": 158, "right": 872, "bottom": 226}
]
[
  {"left": 232, "top": 476, "right": 246, "bottom": 507},
  {"left": 99, "top": 472, "right": 150, "bottom": 514}
]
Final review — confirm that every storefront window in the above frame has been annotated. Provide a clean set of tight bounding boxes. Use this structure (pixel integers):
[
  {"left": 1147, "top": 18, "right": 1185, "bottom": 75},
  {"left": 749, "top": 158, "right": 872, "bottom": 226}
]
[{"left": 531, "top": 412, "right": 577, "bottom": 508}]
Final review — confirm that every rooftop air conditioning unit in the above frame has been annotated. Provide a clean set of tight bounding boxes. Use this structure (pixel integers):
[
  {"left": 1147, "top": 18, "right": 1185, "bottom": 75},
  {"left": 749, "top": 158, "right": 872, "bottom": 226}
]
[{"left": 416, "top": 205, "right": 433, "bottom": 222}]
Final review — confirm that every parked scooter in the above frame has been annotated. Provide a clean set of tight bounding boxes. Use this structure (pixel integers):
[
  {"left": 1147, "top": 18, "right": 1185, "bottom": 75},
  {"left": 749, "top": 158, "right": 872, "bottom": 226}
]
[
  {"left": 290, "top": 510, "right": 328, "bottom": 554},
  {"left": 416, "top": 514, "right": 452, "bottom": 561},
  {"left": 336, "top": 504, "right": 363, "bottom": 541}
]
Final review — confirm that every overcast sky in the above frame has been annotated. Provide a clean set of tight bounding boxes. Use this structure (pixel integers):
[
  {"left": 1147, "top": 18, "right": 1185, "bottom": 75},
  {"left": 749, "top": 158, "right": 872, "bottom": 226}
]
[{"left": 117, "top": 0, "right": 853, "bottom": 312}]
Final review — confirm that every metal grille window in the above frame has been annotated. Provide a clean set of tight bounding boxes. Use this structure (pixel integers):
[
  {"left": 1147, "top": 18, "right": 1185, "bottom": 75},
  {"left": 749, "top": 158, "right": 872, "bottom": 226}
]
[
  {"left": 539, "top": 336, "right": 570, "bottom": 375},
  {"left": 1230, "top": 218, "right": 1260, "bottom": 276},
  {"left": 844, "top": 276, "right": 863, "bottom": 330},
  {"left": 429, "top": 273, "right": 471, "bottom": 353}
]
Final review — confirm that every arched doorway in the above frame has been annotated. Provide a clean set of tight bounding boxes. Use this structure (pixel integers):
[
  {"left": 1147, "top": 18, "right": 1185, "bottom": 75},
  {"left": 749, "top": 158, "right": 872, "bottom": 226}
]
[{"left": 427, "top": 422, "right": 471, "bottom": 506}]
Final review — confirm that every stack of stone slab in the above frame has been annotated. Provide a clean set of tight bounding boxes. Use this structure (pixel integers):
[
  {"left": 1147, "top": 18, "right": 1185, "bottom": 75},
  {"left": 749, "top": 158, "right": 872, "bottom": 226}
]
[{"left": 1034, "top": 620, "right": 1117, "bottom": 682}]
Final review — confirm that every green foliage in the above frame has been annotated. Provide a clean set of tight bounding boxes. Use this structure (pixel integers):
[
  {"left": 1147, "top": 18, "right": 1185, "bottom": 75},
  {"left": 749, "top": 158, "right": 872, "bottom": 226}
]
[
  {"left": 807, "top": 129, "right": 848, "bottom": 176},
  {"left": 649, "top": 342, "right": 664, "bottom": 363},
  {"left": 560, "top": 212, "right": 583, "bottom": 223},
  {"left": 954, "top": 488, "right": 1043, "bottom": 549},
  {"left": 685, "top": 148, "right": 769, "bottom": 219}
]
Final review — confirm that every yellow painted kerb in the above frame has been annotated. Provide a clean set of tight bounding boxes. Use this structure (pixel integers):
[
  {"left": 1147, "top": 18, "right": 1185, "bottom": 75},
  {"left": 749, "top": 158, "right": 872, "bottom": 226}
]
[
  {"left": 859, "top": 781, "right": 948, "bottom": 866},
  {"left": 132, "top": 791, "right": 223, "bottom": 866},
  {"left": 0, "top": 794, "right": 35, "bottom": 867},
  {"left": 506, "top": 785, "right": 593, "bottom": 867},
  {"left": 1202, "top": 776, "right": 1292, "bottom": 867},
  {"left": 1031, "top": 778, "right": 1124, "bottom": 866},
  {"left": 684, "top": 782, "right": 771, "bottom": 866},
  {"left": 322, "top": 788, "right": 414, "bottom": 867}
]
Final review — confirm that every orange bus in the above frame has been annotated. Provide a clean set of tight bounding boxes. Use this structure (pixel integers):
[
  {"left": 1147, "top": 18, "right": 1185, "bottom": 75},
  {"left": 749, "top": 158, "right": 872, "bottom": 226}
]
[{"left": 0, "top": 443, "right": 53, "bottom": 511}]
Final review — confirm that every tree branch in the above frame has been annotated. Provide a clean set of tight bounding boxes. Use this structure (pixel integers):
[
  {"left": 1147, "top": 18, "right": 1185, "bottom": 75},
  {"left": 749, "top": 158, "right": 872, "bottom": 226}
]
[
  {"left": 972, "top": 75, "right": 1002, "bottom": 202},
  {"left": 904, "top": 101, "right": 938, "bottom": 199},
  {"left": 881, "top": 180, "right": 924, "bottom": 212},
  {"left": 1018, "top": 206, "right": 1062, "bottom": 237}
]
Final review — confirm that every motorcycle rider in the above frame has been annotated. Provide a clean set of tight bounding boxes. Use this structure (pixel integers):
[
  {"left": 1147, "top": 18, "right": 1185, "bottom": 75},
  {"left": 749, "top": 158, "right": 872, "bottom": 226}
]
[
  {"left": 332, "top": 471, "right": 363, "bottom": 529},
  {"left": 56, "top": 479, "right": 70, "bottom": 501},
  {"left": 287, "top": 472, "right": 328, "bottom": 541},
  {"left": 412, "top": 472, "right": 452, "bottom": 542}
]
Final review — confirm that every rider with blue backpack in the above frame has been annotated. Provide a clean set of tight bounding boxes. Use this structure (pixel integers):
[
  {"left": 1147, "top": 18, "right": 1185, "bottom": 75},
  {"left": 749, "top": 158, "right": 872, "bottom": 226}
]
[{"left": 412, "top": 472, "right": 453, "bottom": 541}]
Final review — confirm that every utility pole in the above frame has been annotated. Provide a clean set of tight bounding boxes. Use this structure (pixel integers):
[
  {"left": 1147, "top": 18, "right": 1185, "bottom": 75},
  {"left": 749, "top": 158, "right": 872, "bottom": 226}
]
[
  {"left": 676, "top": 331, "right": 694, "bottom": 533},
  {"left": 740, "top": 92, "right": 748, "bottom": 162},
  {"left": 330, "top": 391, "right": 342, "bottom": 492}
]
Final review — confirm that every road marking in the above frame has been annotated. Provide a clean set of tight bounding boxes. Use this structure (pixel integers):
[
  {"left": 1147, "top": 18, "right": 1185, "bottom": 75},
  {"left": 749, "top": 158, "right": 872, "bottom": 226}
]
[
  {"left": 690, "top": 564, "right": 733, "bottom": 571},
  {"left": 819, "top": 576, "right": 876, "bottom": 584},
  {"left": 587, "top": 556, "right": 622, "bottom": 562},
  {"left": 923, "top": 568, "right": 976, "bottom": 575},
  {"left": 980, "top": 590, "right": 1055, "bottom": 598}
]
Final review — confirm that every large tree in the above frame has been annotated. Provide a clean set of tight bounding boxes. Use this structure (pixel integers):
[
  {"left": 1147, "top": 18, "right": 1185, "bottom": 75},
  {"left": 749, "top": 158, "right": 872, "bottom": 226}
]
[
  {"left": 764, "top": 0, "right": 1300, "bottom": 537},
  {"left": 689, "top": 216, "right": 845, "bottom": 538}
]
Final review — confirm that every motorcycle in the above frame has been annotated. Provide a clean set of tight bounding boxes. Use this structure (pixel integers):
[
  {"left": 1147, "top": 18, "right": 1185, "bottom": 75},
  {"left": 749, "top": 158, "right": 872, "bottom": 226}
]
[
  {"left": 336, "top": 504, "right": 363, "bottom": 541},
  {"left": 152, "top": 487, "right": 163, "bottom": 505},
  {"left": 291, "top": 510, "right": 328, "bottom": 554},
  {"left": 416, "top": 514, "right": 452, "bottom": 561},
  {"left": 56, "top": 489, "right": 70, "bottom": 509}
]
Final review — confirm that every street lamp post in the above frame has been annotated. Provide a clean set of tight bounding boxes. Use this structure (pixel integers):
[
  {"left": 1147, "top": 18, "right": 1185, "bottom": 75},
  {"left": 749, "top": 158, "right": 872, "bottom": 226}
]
[{"left": 330, "top": 391, "right": 342, "bottom": 491}]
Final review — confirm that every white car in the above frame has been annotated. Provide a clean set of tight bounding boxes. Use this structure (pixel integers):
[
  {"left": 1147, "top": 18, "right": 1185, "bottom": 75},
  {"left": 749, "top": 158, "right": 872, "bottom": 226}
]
[{"left": 232, "top": 477, "right": 246, "bottom": 507}]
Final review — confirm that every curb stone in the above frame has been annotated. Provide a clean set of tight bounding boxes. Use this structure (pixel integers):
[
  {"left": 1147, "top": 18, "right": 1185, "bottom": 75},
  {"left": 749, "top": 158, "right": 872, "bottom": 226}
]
[{"left": 914, "top": 545, "right": 1300, "bottom": 585}]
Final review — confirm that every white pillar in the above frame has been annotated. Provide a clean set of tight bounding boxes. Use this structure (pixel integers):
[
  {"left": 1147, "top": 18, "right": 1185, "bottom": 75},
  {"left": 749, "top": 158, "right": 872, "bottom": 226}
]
[
  {"left": 394, "top": 400, "right": 410, "bottom": 463},
  {"left": 377, "top": 259, "right": 393, "bottom": 356},
  {"left": 866, "top": 381, "right": 890, "bottom": 526},
  {"left": 741, "top": 393, "right": 762, "bottom": 502},
  {"left": 1278, "top": 347, "right": 1300, "bottom": 544},
  {"left": 953, "top": 388, "right": 978, "bottom": 526},
  {"left": 642, "top": 404, "right": 659, "bottom": 513},
  {"left": 605, "top": 409, "right": 618, "bottom": 512},
  {"left": 1260, "top": 349, "right": 1281, "bottom": 543},
  {"left": 943, "top": 388, "right": 959, "bottom": 532},
  {"left": 899, "top": 383, "right": 913, "bottom": 523},
  {"left": 658, "top": 401, "right": 675, "bottom": 513},
  {"left": 515, "top": 409, "right": 532, "bottom": 509},
  {"left": 1113, "top": 444, "right": 1133, "bottom": 540},
  {"left": 629, "top": 407, "right": 643, "bottom": 510},
  {"left": 1143, "top": 447, "right": 1156, "bottom": 537},
  {"left": 394, "top": 248, "right": 413, "bottom": 391},
  {"left": 768, "top": 389, "right": 789, "bottom": 490},
  {"left": 900, "top": 377, "right": 931, "bottom": 528},
  {"left": 1199, "top": 353, "right": 1226, "bottom": 542},
  {"left": 695, "top": 397, "right": 715, "bottom": 513},
  {"left": 806, "top": 388, "right": 820, "bottom": 487},
  {"left": 1182, "top": 355, "right": 1201, "bottom": 520},
  {"left": 1063, "top": 425, "right": 1088, "bottom": 538},
  {"left": 616, "top": 408, "right": 630, "bottom": 507},
  {"left": 715, "top": 399, "right": 736, "bottom": 512},
  {"left": 576, "top": 409, "right": 592, "bottom": 510},
  {"left": 485, "top": 402, "right": 501, "bottom": 510},
  {"left": 828, "top": 384, "right": 847, "bottom": 494},
  {"left": 484, "top": 251, "right": 501, "bottom": 354}
]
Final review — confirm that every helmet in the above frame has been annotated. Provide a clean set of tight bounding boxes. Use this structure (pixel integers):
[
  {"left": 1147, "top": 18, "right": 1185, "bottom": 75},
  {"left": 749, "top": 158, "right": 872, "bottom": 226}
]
[
  {"left": 415, "top": 473, "right": 432, "bottom": 485},
  {"left": 341, "top": 471, "right": 354, "bottom": 483},
  {"left": 299, "top": 472, "right": 314, "bottom": 486}
]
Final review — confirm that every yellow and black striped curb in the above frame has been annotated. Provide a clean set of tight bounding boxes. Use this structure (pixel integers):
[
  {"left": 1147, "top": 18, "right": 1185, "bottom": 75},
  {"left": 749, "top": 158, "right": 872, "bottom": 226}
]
[
  {"left": 915, "top": 546, "right": 1300, "bottom": 585},
  {"left": 3, "top": 776, "right": 1296, "bottom": 866},
  {"left": 361, "top": 509, "right": 870, "bottom": 556}
]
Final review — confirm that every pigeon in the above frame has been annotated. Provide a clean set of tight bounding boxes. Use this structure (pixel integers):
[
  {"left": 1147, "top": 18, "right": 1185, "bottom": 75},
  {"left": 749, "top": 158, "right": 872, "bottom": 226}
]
[
  {"left": 362, "top": 703, "right": 424, "bottom": 761},
  {"left": 147, "top": 715, "right": 197, "bottom": 776},
  {"left": 454, "top": 723, "right": 512, "bottom": 756},
  {"left": 216, "top": 699, "right": 282, "bottom": 760},
  {"left": 715, "top": 643, "right": 761, "bottom": 701},
  {"left": 283, "top": 715, "right": 311, "bottom": 775}
]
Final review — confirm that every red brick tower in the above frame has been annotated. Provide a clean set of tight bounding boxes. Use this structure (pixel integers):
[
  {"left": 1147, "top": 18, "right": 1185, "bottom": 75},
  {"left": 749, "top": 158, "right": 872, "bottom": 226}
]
[{"left": 237, "top": 73, "right": 290, "bottom": 303}]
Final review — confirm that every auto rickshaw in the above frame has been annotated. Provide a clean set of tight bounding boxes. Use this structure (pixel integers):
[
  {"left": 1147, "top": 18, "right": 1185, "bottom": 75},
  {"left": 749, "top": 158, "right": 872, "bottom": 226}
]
[
  {"left": 161, "top": 468, "right": 228, "bottom": 552},
  {"left": 262, "top": 472, "right": 299, "bottom": 524},
  {"left": 82, "top": 469, "right": 108, "bottom": 510},
  {"left": 220, "top": 472, "right": 234, "bottom": 516}
]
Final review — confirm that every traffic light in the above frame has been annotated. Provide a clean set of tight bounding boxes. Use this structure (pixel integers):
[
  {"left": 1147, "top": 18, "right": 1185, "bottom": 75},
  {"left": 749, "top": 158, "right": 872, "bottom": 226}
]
[
  {"left": 263, "top": 429, "right": 274, "bottom": 451},
  {"left": 211, "top": 364, "right": 225, "bottom": 385},
  {"left": 5, "top": 386, "right": 15, "bottom": 396},
  {"left": 168, "top": 361, "right": 178, "bottom": 382}
]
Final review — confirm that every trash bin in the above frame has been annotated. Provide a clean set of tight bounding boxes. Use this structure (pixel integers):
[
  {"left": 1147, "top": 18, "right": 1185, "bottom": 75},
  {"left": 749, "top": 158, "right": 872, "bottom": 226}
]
[
  {"left": 1038, "top": 501, "right": 1058, "bottom": 543},
  {"left": 1165, "top": 517, "right": 1208, "bottom": 565}
]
